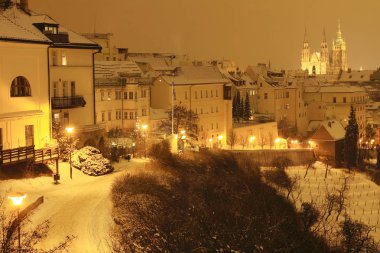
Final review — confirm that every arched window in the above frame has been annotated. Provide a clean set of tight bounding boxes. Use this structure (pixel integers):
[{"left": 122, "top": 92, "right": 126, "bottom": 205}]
[{"left": 10, "top": 76, "right": 31, "bottom": 97}]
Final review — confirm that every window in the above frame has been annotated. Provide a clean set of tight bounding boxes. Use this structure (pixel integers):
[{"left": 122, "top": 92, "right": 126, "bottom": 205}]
[
  {"left": 129, "top": 112, "right": 134, "bottom": 119},
  {"left": 333, "top": 97, "right": 337, "bottom": 103},
  {"left": 107, "top": 92, "right": 111, "bottom": 100},
  {"left": 52, "top": 51, "right": 58, "bottom": 66},
  {"left": 211, "top": 90, "right": 213, "bottom": 97},
  {"left": 101, "top": 91, "right": 105, "bottom": 101},
  {"left": 142, "top": 108, "right": 147, "bottom": 116},
  {"left": 124, "top": 92, "right": 128, "bottom": 100},
  {"left": 285, "top": 104, "right": 290, "bottom": 109},
  {"left": 10, "top": 76, "right": 31, "bottom": 97},
  {"left": 211, "top": 107, "right": 214, "bottom": 113},
  {"left": 216, "top": 106, "right": 218, "bottom": 113},
  {"left": 129, "top": 91, "right": 133, "bottom": 99},
  {"left": 102, "top": 112, "right": 105, "bottom": 122},
  {"left": 124, "top": 112, "right": 128, "bottom": 119},
  {"left": 185, "top": 91, "right": 188, "bottom": 99},
  {"left": 343, "top": 97, "right": 347, "bottom": 103},
  {"left": 61, "top": 52, "right": 67, "bottom": 66},
  {"left": 108, "top": 111, "right": 112, "bottom": 121},
  {"left": 71, "top": 81, "right": 76, "bottom": 97},
  {"left": 206, "top": 90, "right": 208, "bottom": 98},
  {"left": 201, "top": 90, "right": 203, "bottom": 98},
  {"left": 211, "top": 123, "right": 213, "bottom": 129},
  {"left": 286, "top": 92, "right": 289, "bottom": 98},
  {"left": 115, "top": 91, "right": 122, "bottom": 100},
  {"left": 135, "top": 91, "right": 137, "bottom": 100},
  {"left": 62, "top": 81, "right": 68, "bottom": 97},
  {"left": 264, "top": 93, "right": 268, "bottom": 99},
  {"left": 53, "top": 81, "right": 58, "bottom": 97},
  {"left": 216, "top": 89, "right": 218, "bottom": 97},
  {"left": 195, "top": 91, "right": 198, "bottom": 99}
]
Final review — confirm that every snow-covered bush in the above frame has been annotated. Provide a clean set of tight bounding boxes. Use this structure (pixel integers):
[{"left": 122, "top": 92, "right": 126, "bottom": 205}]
[{"left": 72, "top": 146, "right": 114, "bottom": 176}]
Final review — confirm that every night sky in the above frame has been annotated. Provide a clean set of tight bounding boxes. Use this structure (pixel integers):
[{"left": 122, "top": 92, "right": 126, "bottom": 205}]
[{"left": 30, "top": 0, "right": 380, "bottom": 70}]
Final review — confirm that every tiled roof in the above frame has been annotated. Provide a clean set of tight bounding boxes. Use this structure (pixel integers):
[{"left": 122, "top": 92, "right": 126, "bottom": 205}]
[
  {"left": 95, "top": 60, "right": 142, "bottom": 78},
  {"left": 161, "top": 66, "right": 230, "bottom": 85}
]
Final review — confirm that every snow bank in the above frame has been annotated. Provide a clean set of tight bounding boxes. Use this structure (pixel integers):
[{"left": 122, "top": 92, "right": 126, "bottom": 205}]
[{"left": 72, "top": 146, "right": 114, "bottom": 176}]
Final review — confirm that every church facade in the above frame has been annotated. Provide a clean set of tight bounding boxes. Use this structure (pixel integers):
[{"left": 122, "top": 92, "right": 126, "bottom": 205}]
[{"left": 301, "top": 22, "right": 348, "bottom": 75}]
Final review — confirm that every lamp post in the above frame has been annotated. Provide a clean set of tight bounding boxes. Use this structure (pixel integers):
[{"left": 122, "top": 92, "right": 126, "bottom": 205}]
[
  {"left": 65, "top": 127, "right": 74, "bottom": 179},
  {"left": 8, "top": 193, "right": 26, "bottom": 253},
  {"left": 142, "top": 124, "right": 148, "bottom": 158},
  {"left": 249, "top": 136, "right": 256, "bottom": 149}
]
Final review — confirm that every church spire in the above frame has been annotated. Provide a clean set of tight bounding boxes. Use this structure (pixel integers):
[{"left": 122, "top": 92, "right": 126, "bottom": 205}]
[
  {"left": 337, "top": 19, "right": 342, "bottom": 39},
  {"left": 322, "top": 27, "right": 327, "bottom": 43},
  {"left": 304, "top": 27, "right": 308, "bottom": 43}
]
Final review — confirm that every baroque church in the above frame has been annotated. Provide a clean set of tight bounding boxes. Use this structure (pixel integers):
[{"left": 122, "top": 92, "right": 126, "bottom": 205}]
[{"left": 301, "top": 22, "right": 348, "bottom": 75}]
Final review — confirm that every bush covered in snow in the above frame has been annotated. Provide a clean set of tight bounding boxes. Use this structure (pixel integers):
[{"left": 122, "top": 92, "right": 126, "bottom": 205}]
[{"left": 72, "top": 146, "right": 114, "bottom": 176}]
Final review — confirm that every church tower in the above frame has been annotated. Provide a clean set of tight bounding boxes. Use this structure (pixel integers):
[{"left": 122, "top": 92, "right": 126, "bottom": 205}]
[
  {"left": 319, "top": 28, "right": 329, "bottom": 74},
  {"left": 301, "top": 28, "right": 310, "bottom": 72},
  {"left": 331, "top": 20, "right": 348, "bottom": 73}
]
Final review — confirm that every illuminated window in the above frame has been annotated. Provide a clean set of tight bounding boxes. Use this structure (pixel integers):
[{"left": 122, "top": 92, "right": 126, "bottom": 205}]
[
  {"left": 108, "top": 111, "right": 112, "bottom": 121},
  {"left": 10, "top": 76, "right": 31, "bottom": 97},
  {"left": 61, "top": 52, "right": 67, "bottom": 66},
  {"left": 53, "top": 81, "right": 58, "bottom": 97}
]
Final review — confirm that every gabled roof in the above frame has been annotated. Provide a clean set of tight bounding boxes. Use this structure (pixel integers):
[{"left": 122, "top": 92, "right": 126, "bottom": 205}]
[
  {"left": 0, "top": 6, "right": 99, "bottom": 49},
  {"left": 311, "top": 120, "right": 345, "bottom": 141}
]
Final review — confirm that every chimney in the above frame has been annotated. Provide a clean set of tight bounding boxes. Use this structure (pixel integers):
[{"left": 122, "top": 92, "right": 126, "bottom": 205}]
[{"left": 20, "top": 0, "right": 28, "bottom": 12}]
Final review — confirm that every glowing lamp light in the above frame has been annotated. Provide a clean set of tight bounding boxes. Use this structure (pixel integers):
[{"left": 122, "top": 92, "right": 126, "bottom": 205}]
[
  {"left": 249, "top": 136, "right": 256, "bottom": 142},
  {"left": 132, "top": 143, "right": 136, "bottom": 147},
  {"left": 208, "top": 138, "right": 213, "bottom": 143},
  {"left": 275, "top": 138, "right": 281, "bottom": 144},
  {"left": 370, "top": 139, "right": 375, "bottom": 144},
  {"left": 174, "top": 134, "right": 178, "bottom": 140},
  {"left": 359, "top": 138, "right": 363, "bottom": 143},
  {"left": 180, "top": 130, "right": 186, "bottom": 135},
  {"left": 8, "top": 193, "right": 26, "bottom": 207},
  {"left": 65, "top": 127, "right": 74, "bottom": 134},
  {"left": 218, "top": 135, "right": 223, "bottom": 141},
  {"left": 142, "top": 124, "right": 148, "bottom": 130}
]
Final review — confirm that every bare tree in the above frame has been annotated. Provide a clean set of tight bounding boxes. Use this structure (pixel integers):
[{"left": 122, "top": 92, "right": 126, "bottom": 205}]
[
  {"left": 227, "top": 130, "right": 238, "bottom": 150},
  {"left": 239, "top": 136, "right": 248, "bottom": 150},
  {"left": 304, "top": 158, "right": 317, "bottom": 178}
]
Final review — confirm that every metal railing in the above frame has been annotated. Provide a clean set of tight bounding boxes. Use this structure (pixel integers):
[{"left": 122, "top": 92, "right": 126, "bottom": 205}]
[{"left": 51, "top": 96, "right": 86, "bottom": 109}]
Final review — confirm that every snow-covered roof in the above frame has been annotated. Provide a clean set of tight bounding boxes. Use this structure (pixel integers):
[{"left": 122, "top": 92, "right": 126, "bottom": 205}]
[
  {"left": 161, "top": 65, "right": 230, "bottom": 85},
  {"left": 95, "top": 60, "right": 142, "bottom": 78},
  {"left": 129, "top": 54, "right": 180, "bottom": 71},
  {"left": 0, "top": 11, "right": 50, "bottom": 43},
  {"left": 339, "top": 70, "right": 374, "bottom": 82},
  {"left": 0, "top": 6, "right": 99, "bottom": 48},
  {"left": 312, "top": 120, "right": 346, "bottom": 141}
]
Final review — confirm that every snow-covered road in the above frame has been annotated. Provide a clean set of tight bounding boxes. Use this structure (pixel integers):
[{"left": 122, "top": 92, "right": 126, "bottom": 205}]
[{"left": 0, "top": 158, "right": 148, "bottom": 253}]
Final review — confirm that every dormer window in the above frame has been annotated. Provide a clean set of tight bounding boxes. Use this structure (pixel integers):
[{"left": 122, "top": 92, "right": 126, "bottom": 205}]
[{"left": 44, "top": 25, "right": 58, "bottom": 34}]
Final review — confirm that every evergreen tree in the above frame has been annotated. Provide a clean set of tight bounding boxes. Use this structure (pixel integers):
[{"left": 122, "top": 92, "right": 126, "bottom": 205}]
[
  {"left": 243, "top": 93, "right": 252, "bottom": 121},
  {"left": 344, "top": 106, "right": 359, "bottom": 168},
  {"left": 236, "top": 91, "right": 242, "bottom": 122},
  {"left": 232, "top": 94, "right": 238, "bottom": 121}
]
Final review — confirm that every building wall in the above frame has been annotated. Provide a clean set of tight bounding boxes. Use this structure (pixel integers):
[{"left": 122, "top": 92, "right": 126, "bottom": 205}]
[
  {"left": 49, "top": 48, "right": 97, "bottom": 130},
  {"left": 95, "top": 83, "right": 150, "bottom": 131},
  {"left": 0, "top": 42, "right": 50, "bottom": 149},
  {"left": 232, "top": 122, "right": 278, "bottom": 149},
  {"left": 152, "top": 78, "right": 232, "bottom": 147}
]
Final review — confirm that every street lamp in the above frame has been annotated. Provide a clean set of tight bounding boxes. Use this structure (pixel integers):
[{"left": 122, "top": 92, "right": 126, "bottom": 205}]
[
  {"left": 142, "top": 124, "right": 148, "bottom": 158},
  {"left": 65, "top": 127, "right": 74, "bottom": 179},
  {"left": 8, "top": 193, "right": 26, "bottom": 253}
]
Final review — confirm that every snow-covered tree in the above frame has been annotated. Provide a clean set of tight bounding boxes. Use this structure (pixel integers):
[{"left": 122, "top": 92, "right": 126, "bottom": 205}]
[
  {"left": 232, "top": 94, "right": 238, "bottom": 121},
  {"left": 344, "top": 106, "right": 359, "bottom": 168},
  {"left": 238, "top": 92, "right": 244, "bottom": 121}
]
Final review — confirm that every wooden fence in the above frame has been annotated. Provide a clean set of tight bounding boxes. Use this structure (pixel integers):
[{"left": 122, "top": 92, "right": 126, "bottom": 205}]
[{"left": 0, "top": 146, "right": 59, "bottom": 166}]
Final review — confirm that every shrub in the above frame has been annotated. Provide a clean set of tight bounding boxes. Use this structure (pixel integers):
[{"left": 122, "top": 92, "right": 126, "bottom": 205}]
[{"left": 72, "top": 146, "right": 114, "bottom": 176}]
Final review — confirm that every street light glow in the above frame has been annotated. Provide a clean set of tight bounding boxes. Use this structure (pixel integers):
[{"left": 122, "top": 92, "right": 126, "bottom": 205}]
[
  {"left": 218, "top": 135, "right": 223, "bottom": 140},
  {"left": 142, "top": 124, "right": 148, "bottom": 130},
  {"left": 180, "top": 130, "right": 186, "bottom": 135},
  {"left": 8, "top": 193, "right": 26, "bottom": 206},
  {"left": 65, "top": 127, "right": 74, "bottom": 134},
  {"left": 249, "top": 136, "right": 256, "bottom": 142}
]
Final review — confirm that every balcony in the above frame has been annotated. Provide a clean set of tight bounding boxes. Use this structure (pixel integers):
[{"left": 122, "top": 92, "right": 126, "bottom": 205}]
[{"left": 51, "top": 96, "right": 86, "bottom": 109}]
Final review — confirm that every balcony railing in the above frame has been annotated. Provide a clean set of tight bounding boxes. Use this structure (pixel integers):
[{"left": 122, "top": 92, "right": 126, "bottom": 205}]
[{"left": 51, "top": 96, "right": 86, "bottom": 109}]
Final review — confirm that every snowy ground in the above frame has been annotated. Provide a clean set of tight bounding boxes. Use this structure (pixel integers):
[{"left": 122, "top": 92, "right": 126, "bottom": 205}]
[
  {"left": 0, "top": 158, "right": 148, "bottom": 253},
  {"left": 285, "top": 162, "right": 380, "bottom": 243}
]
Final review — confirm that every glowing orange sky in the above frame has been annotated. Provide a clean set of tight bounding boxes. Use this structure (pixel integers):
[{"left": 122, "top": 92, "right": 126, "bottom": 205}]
[{"left": 30, "top": 0, "right": 380, "bottom": 70}]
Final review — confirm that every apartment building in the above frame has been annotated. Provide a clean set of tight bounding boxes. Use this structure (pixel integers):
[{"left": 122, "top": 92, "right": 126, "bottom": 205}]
[
  {"left": 304, "top": 84, "right": 369, "bottom": 136},
  {"left": 151, "top": 65, "right": 233, "bottom": 147},
  {"left": 0, "top": 2, "right": 51, "bottom": 149},
  {"left": 95, "top": 61, "right": 150, "bottom": 131}
]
